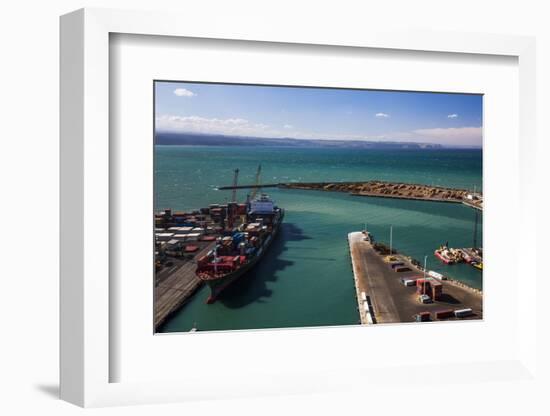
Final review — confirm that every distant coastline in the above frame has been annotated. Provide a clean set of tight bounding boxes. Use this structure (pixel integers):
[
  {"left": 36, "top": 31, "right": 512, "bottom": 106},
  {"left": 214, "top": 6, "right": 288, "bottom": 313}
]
[{"left": 155, "top": 132, "right": 481, "bottom": 150}]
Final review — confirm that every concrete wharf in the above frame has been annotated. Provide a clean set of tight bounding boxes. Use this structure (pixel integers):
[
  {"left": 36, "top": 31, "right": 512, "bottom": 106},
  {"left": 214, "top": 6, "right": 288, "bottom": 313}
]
[
  {"left": 154, "top": 242, "right": 215, "bottom": 331},
  {"left": 348, "top": 231, "right": 482, "bottom": 324}
]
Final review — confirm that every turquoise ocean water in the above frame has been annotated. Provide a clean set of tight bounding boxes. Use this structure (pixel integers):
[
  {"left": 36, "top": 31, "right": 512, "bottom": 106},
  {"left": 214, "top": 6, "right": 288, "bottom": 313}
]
[{"left": 156, "top": 146, "right": 483, "bottom": 332}]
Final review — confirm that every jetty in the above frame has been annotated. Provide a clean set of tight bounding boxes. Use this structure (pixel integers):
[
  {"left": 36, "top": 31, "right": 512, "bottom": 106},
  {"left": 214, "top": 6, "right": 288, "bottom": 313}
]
[
  {"left": 282, "top": 181, "right": 480, "bottom": 207},
  {"left": 347, "top": 231, "right": 482, "bottom": 324},
  {"left": 220, "top": 180, "right": 482, "bottom": 210}
]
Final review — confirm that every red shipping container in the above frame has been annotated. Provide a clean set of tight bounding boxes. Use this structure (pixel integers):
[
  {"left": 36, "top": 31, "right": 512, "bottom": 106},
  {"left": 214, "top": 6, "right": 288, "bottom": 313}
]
[{"left": 435, "top": 309, "right": 454, "bottom": 320}]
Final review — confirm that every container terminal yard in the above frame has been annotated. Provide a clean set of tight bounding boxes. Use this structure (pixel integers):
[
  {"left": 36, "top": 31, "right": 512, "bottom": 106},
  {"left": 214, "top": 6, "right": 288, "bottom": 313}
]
[
  {"left": 155, "top": 166, "right": 283, "bottom": 331},
  {"left": 154, "top": 208, "right": 224, "bottom": 330},
  {"left": 348, "top": 231, "right": 482, "bottom": 324}
]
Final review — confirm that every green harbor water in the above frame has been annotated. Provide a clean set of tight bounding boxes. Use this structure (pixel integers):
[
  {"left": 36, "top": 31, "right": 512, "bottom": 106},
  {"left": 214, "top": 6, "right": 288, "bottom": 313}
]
[{"left": 156, "top": 146, "right": 483, "bottom": 332}]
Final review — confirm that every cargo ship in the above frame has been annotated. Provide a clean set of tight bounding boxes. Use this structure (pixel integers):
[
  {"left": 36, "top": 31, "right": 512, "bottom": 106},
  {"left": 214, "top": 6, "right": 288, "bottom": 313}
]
[{"left": 196, "top": 193, "right": 284, "bottom": 303}]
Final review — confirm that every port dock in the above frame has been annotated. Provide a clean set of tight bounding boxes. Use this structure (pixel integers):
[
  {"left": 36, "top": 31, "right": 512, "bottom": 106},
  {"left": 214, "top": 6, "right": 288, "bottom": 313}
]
[
  {"left": 348, "top": 232, "right": 400, "bottom": 323},
  {"left": 154, "top": 241, "right": 216, "bottom": 330},
  {"left": 348, "top": 231, "right": 482, "bottom": 324},
  {"left": 154, "top": 206, "right": 229, "bottom": 331}
]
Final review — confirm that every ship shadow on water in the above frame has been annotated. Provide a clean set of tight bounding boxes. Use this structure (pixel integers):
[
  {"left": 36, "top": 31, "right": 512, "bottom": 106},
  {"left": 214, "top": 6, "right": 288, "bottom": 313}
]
[{"left": 218, "top": 222, "right": 310, "bottom": 309}]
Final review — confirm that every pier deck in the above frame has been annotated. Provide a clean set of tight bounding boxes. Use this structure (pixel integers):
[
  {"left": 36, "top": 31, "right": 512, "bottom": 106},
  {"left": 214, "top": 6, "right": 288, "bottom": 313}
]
[
  {"left": 348, "top": 232, "right": 482, "bottom": 324},
  {"left": 154, "top": 242, "right": 215, "bottom": 330},
  {"left": 348, "top": 232, "right": 400, "bottom": 323}
]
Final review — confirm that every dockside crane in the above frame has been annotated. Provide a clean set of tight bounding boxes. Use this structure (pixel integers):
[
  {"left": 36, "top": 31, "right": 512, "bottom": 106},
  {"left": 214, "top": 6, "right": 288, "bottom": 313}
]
[
  {"left": 227, "top": 168, "right": 240, "bottom": 230},
  {"left": 231, "top": 168, "right": 239, "bottom": 202},
  {"left": 249, "top": 164, "right": 262, "bottom": 201}
]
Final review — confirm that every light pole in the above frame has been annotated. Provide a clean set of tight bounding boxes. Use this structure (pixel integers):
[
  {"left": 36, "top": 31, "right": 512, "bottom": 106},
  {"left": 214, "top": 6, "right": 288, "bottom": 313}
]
[
  {"left": 390, "top": 225, "right": 393, "bottom": 255},
  {"left": 423, "top": 255, "right": 427, "bottom": 296}
]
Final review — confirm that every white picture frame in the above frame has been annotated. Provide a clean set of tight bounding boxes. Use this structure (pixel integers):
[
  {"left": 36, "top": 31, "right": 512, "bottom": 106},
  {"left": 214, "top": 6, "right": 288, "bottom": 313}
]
[{"left": 60, "top": 7, "right": 538, "bottom": 408}]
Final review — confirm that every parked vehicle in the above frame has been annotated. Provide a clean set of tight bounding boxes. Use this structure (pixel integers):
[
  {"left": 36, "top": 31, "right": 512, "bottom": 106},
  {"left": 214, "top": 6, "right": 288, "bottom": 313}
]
[{"left": 418, "top": 294, "right": 432, "bottom": 304}]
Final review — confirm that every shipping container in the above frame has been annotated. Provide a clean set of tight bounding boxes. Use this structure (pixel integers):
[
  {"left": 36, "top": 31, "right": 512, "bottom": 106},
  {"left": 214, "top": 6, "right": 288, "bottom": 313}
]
[
  {"left": 415, "top": 312, "right": 431, "bottom": 322},
  {"left": 454, "top": 308, "right": 473, "bottom": 318},
  {"left": 155, "top": 232, "right": 175, "bottom": 241},
  {"left": 415, "top": 278, "right": 443, "bottom": 300},
  {"left": 435, "top": 309, "right": 454, "bottom": 320},
  {"left": 185, "top": 233, "right": 202, "bottom": 241},
  {"left": 428, "top": 270, "right": 446, "bottom": 280}
]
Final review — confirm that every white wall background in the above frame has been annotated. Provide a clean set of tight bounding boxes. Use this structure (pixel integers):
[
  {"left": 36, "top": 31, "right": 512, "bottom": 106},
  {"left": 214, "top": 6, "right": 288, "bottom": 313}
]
[{"left": 0, "top": 1, "right": 548, "bottom": 415}]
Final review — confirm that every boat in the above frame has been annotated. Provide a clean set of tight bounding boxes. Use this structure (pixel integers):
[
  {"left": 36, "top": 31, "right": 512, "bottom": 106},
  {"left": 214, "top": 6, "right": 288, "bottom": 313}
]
[
  {"left": 196, "top": 193, "right": 284, "bottom": 303},
  {"left": 434, "top": 245, "right": 461, "bottom": 264},
  {"left": 459, "top": 249, "right": 474, "bottom": 263},
  {"left": 472, "top": 262, "right": 483, "bottom": 271}
]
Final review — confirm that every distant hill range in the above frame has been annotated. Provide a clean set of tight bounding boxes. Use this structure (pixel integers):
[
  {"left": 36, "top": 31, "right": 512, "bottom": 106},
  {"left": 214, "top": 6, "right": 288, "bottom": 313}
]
[{"left": 155, "top": 132, "right": 447, "bottom": 149}]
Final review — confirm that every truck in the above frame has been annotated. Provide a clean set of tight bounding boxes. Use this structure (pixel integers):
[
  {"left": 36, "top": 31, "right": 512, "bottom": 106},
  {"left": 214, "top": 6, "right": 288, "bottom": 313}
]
[{"left": 418, "top": 294, "right": 432, "bottom": 304}]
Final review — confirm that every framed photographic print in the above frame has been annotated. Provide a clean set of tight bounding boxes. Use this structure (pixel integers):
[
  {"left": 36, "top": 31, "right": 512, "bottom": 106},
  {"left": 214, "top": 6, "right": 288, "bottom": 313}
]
[
  {"left": 60, "top": 8, "right": 538, "bottom": 408},
  {"left": 152, "top": 81, "right": 484, "bottom": 333}
]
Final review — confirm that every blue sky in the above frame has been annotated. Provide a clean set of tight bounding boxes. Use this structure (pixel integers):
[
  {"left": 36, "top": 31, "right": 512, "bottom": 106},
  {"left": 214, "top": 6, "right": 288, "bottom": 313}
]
[{"left": 155, "top": 81, "right": 483, "bottom": 147}]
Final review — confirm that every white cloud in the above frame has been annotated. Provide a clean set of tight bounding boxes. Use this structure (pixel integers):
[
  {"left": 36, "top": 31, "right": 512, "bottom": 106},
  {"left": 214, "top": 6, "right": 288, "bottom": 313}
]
[
  {"left": 283, "top": 124, "right": 293, "bottom": 129},
  {"left": 156, "top": 115, "right": 273, "bottom": 136},
  {"left": 375, "top": 112, "right": 390, "bottom": 118},
  {"left": 447, "top": 113, "right": 459, "bottom": 118},
  {"left": 173, "top": 88, "right": 196, "bottom": 97}
]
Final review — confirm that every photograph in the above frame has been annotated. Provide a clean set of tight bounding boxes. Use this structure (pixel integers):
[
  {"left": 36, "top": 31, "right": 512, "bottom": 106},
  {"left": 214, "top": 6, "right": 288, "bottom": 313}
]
[{"left": 153, "top": 81, "right": 483, "bottom": 333}]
